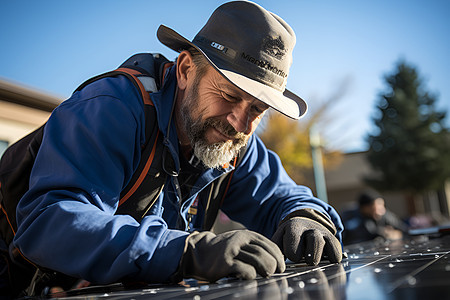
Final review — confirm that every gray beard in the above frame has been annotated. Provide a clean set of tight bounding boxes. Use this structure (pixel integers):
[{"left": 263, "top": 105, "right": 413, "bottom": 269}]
[{"left": 193, "top": 139, "right": 242, "bottom": 169}]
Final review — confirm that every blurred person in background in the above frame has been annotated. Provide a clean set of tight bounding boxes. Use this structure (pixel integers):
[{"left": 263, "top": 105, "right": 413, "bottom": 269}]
[{"left": 342, "top": 190, "right": 408, "bottom": 245}]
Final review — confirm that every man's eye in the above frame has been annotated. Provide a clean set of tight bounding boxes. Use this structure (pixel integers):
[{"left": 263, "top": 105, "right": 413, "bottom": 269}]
[
  {"left": 221, "top": 91, "right": 237, "bottom": 102},
  {"left": 253, "top": 106, "right": 263, "bottom": 113},
  {"left": 252, "top": 104, "right": 268, "bottom": 114}
]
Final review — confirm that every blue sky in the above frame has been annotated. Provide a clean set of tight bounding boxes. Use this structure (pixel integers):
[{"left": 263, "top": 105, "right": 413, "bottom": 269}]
[{"left": 1, "top": 0, "right": 449, "bottom": 153}]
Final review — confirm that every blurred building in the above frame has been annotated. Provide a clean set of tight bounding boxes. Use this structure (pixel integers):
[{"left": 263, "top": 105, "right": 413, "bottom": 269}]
[
  {"left": 0, "top": 78, "right": 62, "bottom": 155},
  {"left": 325, "top": 151, "right": 450, "bottom": 224}
]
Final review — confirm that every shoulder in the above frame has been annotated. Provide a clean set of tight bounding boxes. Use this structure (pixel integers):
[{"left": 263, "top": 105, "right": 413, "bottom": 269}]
[
  {"left": 57, "top": 74, "right": 146, "bottom": 121},
  {"left": 74, "top": 74, "right": 142, "bottom": 102}
]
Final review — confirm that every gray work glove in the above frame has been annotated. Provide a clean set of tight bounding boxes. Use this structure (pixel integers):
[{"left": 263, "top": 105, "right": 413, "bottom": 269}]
[
  {"left": 272, "top": 217, "right": 342, "bottom": 265},
  {"left": 174, "top": 230, "right": 286, "bottom": 282}
]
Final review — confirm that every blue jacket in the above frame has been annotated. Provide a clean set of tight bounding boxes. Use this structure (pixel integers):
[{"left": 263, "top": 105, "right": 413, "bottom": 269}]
[{"left": 14, "top": 66, "right": 343, "bottom": 284}]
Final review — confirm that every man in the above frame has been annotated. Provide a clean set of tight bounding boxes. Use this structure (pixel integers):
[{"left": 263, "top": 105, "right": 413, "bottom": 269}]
[
  {"left": 342, "top": 191, "right": 407, "bottom": 245},
  {"left": 3, "top": 0, "right": 343, "bottom": 296}
]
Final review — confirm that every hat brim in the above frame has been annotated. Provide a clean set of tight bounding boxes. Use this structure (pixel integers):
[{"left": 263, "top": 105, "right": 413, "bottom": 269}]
[{"left": 157, "top": 25, "right": 307, "bottom": 120}]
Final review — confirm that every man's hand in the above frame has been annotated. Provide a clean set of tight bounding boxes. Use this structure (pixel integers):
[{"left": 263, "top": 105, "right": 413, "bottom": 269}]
[
  {"left": 272, "top": 217, "right": 342, "bottom": 265},
  {"left": 383, "top": 225, "right": 403, "bottom": 240},
  {"left": 175, "top": 230, "right": 285, "bottom": 282}
]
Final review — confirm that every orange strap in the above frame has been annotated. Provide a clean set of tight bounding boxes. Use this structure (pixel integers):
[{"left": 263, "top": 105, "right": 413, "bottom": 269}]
[
  {"left": 118, "top": 130, "right": 160, "bottom": 206},
  {"left": 115, "top": 67, "right": 154, "bottom": 106},
  {"left": 0, "top": 203, "right": 15, "bottom": 236},
  {"left": 0, "top": 181, "right": 16, "bottom": 235},
  {"left": 219, "top": 157, "right": 238, "bottom": 207},
  {"left": 0, "top": 189, "right": 43, "bottom": 268}
]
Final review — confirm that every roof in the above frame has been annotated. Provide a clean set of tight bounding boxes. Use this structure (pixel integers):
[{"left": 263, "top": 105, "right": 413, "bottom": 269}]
[{"left": 0, "top": 78, "right": 62, "bottom": 112}]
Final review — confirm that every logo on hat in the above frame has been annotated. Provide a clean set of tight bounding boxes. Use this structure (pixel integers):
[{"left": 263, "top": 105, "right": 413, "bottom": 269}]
[
  {"left": 211, "top": 41, "right": 225, "bottom": 51},
  {"left": 263, "top": 36, "right": 286, "bottom": 60}
]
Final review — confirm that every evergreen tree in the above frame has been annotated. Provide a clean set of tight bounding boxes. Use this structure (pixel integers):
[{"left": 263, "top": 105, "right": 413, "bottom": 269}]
[{"left": 366, "top": 60, "right": 450, "bottom": 193}]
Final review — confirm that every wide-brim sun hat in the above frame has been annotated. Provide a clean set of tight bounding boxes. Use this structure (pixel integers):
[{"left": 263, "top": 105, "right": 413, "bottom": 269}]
[{"left": 157, "top": 0, "right": 307, "bottom": 119}]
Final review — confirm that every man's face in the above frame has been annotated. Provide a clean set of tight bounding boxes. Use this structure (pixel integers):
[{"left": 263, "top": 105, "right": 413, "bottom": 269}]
[
  {"left": 372, "top": 198, "right": 386, "bottom": 220},
  {"left": 178, "top": 65, "right": 269, "bottom": 168}
]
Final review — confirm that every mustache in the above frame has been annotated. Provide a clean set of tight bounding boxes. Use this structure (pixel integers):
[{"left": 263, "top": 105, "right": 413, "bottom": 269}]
[{"left": 204, "top": 118, "right": 248, "bottom": 142}]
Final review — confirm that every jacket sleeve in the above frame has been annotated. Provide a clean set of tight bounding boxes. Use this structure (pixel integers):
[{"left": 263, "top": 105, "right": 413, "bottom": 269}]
[
  {"left": 221, "top": 134, "right": 344, "bottom": 243},
  {"left": 13, "top": 76, "right": 188, "bottom": 284}
]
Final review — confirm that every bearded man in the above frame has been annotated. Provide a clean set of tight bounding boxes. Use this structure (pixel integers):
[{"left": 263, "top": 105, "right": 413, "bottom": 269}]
[{"left": 1, "top": 1, "right": 343, "bottom": 297}]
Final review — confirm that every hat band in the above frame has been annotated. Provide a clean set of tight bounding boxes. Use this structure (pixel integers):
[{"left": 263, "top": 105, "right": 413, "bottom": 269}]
[
  {"left": 192, "top": 36, "right": 288, "bottom": 92},
  {"left": 192, "top": 36, "right": 238, "bottom": 60}
]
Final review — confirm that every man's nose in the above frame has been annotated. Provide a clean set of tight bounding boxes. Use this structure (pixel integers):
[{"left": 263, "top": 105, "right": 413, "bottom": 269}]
[{"left": 226, "top": 105, "right": 252, "bottom": 135}]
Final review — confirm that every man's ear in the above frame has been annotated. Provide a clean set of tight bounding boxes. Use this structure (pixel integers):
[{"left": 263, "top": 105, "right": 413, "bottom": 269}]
[{"left": 176, "top": 50, "right": 194, "bottom": 91}]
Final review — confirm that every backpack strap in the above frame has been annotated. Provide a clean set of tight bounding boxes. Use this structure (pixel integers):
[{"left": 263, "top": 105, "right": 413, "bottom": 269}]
[
  {"left": 118, "top": 129, "right": 161, "bottom": 206},
  {"left": 116, "top": 68, "right": 155, "bottom": 105},
  {"left": 75, "top": 53, "right": 173, "bottom": 105},
  {"left": 75, "top": 68, "right": 154, "bottom": 106}
]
